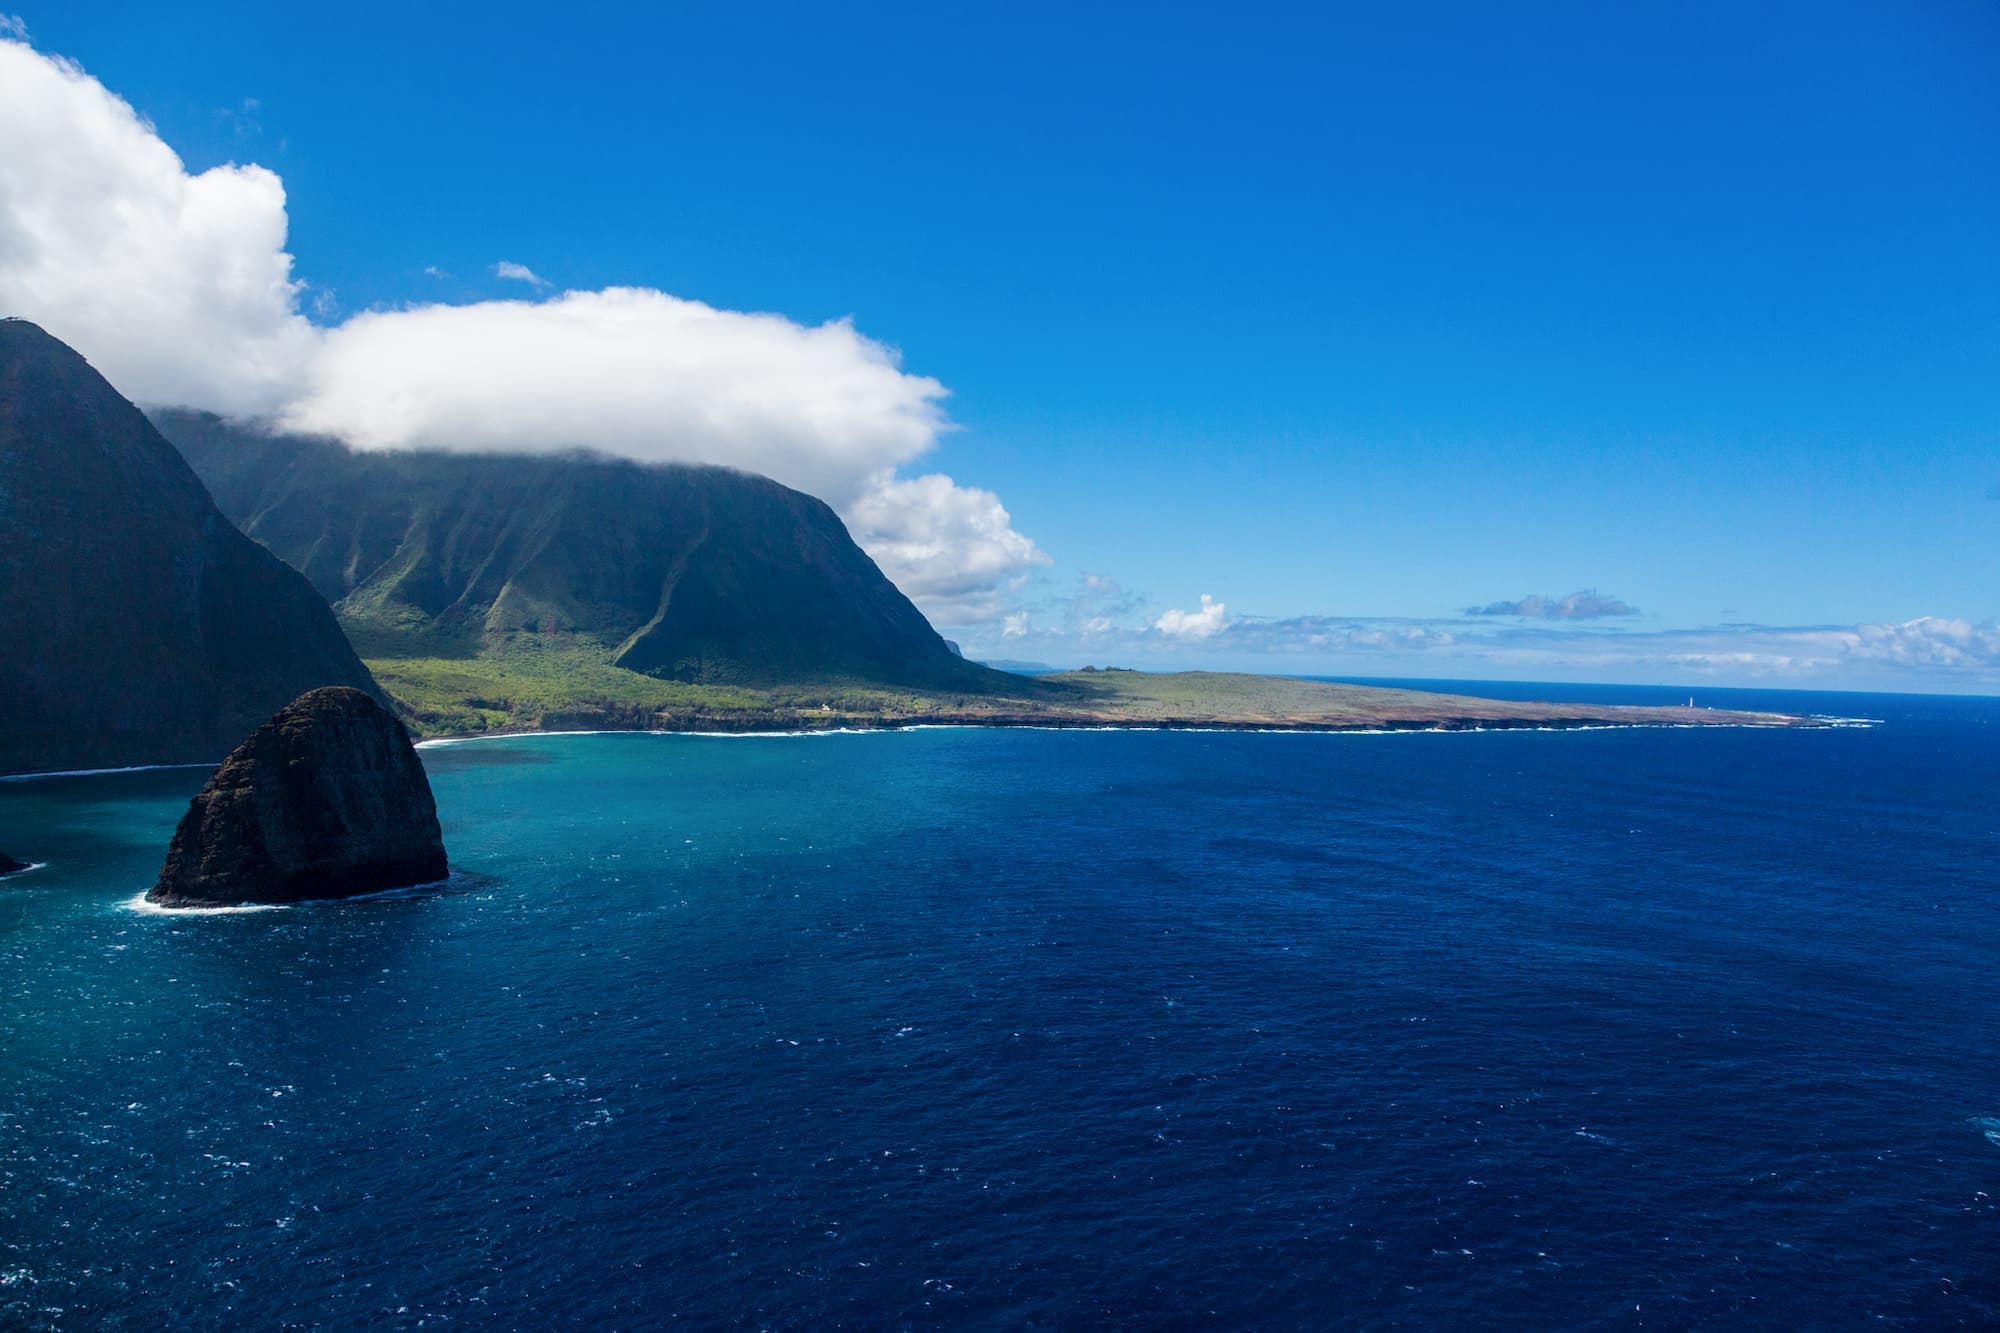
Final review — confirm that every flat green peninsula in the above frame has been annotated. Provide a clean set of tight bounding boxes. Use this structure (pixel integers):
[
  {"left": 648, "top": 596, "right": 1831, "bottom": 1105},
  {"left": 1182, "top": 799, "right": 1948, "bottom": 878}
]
[{"left": 371, "top": 644, "right": 1823, "bottom": 739}]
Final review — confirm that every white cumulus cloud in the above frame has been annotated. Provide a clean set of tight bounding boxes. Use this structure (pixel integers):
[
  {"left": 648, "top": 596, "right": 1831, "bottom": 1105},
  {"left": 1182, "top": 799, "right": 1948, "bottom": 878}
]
[
  {"left": 0, "top": 35, "right": 1044, "bottom": 626},
  {"left": 1155, "top": 594, "right": 1228, "bottom": 639},
  {"left": 282, "top": 288, "right": 951, "bottom": 506},
  {"left": 0, "top": 38, "right": 318, "bottom": 414},
  {"left": 842, "top": 471, "right": 1050, "bottom": 623}
]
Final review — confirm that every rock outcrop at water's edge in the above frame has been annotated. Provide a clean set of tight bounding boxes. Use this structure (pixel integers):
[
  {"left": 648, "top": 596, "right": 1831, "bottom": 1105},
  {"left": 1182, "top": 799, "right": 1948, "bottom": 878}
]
[{"left": 147, "top": 687, "right": 448, "bottom": 907}]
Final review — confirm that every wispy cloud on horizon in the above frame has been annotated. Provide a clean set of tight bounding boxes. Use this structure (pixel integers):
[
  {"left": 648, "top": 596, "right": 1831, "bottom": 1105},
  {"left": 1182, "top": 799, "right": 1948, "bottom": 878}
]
[
  {"left": 968, "top": 608, "right": 2000, "bottom": 690},
  {"left": 1465, "top": 590, "right": 1638, "bottom": 620},
  {"left": 1068, "top": 573, "right": 1145, "bottom": 637}
]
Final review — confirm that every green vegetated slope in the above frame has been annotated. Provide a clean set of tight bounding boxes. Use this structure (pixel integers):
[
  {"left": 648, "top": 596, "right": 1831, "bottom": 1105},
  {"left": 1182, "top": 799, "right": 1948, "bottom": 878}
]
[
  {"left": 154, "top": 410, "right": 1045, "bottom": 733},
  {"left": 356, "top": 638, "right": 1040, "bottom": 737},
  {"left": 0, "top": 321, "right": 382, "bottom": 774},
  {"left": 145, "top": 413, "right": 1809, "bottom": 739}
]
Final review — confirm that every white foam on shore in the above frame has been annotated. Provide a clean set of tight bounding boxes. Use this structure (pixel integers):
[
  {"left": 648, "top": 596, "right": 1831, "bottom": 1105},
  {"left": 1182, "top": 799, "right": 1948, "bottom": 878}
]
[
  {"left": 1, "top": 761, "right": 213, "bottom": 784},
  {"left": 418, "top": 729, "right": 622, "bottom": 747},
  {"left": 8, "top": 712, "right": 1883, "bottom": 775},
  {"left": 415, "top": 717, "right": 1869, "bottom": 747},
  {"left": 123, "top": 875, "right": 459, "bottom": 916},
  {"left": 421, "top": 727, "right": 904, "bottom": 747},
  {"left": 125, "top": 890, "right": 280, "bottom": 915}
]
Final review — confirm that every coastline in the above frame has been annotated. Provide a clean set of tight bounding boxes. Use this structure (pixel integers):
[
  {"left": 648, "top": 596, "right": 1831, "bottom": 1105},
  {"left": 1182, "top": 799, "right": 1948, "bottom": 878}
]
[
  {"left": 412, "top": 707, "right": 1850, "bottom": 749},
  {"left": 367, "top": 658, "right": 1855, "bottom": 745},
  {"left": 0, "top": 760, "right": 219, "bottom": 784},
  {"left": 0, "top": 681, "right": 1857, "bottom": 781},
  {"left": 124, "top": 872, "right": 468, "bottom": 915}
]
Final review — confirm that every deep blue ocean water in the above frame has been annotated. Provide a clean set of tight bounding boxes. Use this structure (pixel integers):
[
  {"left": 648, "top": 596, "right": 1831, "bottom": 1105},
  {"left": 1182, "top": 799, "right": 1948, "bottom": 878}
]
[{"left": 2, "top": 684, "right": 1996, "bottom": 1328}]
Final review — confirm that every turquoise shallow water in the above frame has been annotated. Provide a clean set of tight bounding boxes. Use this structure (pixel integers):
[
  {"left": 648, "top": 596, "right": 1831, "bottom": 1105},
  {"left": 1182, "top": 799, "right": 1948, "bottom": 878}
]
[{"left": 2, "top": 688, "right": 1997, "bottom": 1327}]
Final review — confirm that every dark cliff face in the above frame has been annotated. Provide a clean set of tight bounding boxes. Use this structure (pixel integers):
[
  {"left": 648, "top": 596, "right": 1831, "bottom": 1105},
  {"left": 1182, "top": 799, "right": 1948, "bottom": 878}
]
[
  {"left": 152, "top": 409, "right": 1014, "bottom": 692},
  {"left": 0, "top": 321, "right": 383, "bottom": 776},
  {"left": 147, "top": 686, "right": 448, "bottom": 907}
]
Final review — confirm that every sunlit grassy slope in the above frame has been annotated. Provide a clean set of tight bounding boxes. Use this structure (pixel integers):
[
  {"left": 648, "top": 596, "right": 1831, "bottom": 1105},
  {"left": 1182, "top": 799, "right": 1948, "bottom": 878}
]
[{"left": 369, "top": 644, "right": 1814, "bottom": 738}]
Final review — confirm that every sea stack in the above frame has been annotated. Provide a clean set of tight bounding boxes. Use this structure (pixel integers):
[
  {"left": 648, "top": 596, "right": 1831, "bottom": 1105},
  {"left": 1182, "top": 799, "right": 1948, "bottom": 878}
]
[
  {"left": 147, "top": 688, "right": 448, "bottom": 908},
  {"left": 0, "top": 853, "right": 28, "bottom": 878}
]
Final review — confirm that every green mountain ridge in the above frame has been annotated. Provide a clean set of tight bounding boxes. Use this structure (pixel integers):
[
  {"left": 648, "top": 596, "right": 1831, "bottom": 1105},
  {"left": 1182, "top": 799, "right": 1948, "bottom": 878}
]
[
  {"left": 0, "top": 321, "right": 1813, "bottom": 761},
  {"left": 0, "top": 320, "right": 382, "bottom": 775},
  {"left": 152, "top": 409, "right": 1021, "bottom": 697}
]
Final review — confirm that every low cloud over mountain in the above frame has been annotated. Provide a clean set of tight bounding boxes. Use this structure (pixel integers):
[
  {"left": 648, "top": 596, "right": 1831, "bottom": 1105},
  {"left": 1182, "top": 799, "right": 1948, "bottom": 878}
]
[{"left": 0, "top": 34, "right": 1044, "bottom": 626}]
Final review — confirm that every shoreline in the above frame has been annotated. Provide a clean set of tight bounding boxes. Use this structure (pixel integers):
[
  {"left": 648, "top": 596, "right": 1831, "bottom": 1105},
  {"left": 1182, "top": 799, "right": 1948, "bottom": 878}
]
[
  {"left": 370, "top": 663, "right": 1864, "bottom": 749},
  {"left": 126, "top": 871, "right": 473, "bottom": 915},
  {"left": 0, "top": 760, "right": 218, "bottom": 784},
  {"left": 0, "top": 708, "right": 1865, "bottom": 783},
  {"left": 413, "top": 708, "right": 1856, "bottom": 749}
]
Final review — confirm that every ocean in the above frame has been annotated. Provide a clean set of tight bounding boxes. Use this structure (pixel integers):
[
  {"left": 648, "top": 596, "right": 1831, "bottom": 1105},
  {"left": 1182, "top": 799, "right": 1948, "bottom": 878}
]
[{"left": 2, "top": 684, "right": 1995, "bottom": 1327}]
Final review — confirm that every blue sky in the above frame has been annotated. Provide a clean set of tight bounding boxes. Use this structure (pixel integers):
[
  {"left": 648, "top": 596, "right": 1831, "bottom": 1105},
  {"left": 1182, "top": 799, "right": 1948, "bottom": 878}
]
[{"left": 5, "top": 2, "right": 1997, "bottom": 689}]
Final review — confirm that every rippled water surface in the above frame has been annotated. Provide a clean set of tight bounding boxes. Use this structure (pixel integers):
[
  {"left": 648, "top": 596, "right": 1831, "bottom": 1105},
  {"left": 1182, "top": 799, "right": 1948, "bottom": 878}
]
[{"left": 2, "top": 686, "right": 1996, "bottom": 1327}]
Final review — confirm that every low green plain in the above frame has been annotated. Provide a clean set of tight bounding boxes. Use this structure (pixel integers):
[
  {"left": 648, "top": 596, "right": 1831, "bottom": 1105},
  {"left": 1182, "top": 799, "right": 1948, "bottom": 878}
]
[{"left": 367, "top": 632, "right": 1812, "bottom": 737}]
